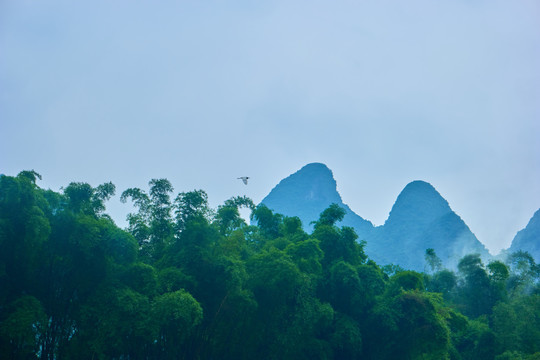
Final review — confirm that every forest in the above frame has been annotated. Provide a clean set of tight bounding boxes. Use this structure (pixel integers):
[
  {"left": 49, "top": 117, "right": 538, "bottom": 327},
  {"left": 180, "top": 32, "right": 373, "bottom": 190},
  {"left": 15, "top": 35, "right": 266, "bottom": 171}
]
[{"left": 1, "top": 170, "right": 539, "bottom": 360}]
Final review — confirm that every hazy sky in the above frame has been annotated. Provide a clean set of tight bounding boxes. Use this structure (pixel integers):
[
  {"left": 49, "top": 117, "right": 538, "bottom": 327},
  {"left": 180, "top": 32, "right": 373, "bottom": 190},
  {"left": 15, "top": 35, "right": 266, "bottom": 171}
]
[{"left": 1, "top": 0, "right": 539, "bottom": 254}]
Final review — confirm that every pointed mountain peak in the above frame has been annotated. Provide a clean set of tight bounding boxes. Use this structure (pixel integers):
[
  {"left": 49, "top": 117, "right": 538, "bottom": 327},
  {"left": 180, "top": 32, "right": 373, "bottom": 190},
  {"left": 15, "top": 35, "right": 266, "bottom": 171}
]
[
  {"left": 400, "top": 180, "right": 446, "bottom": 200},
  {"left": 385, "top": 180, "right": 452, "bottom": 227},
  {"left": 292, "top": 162, "right": 335, "bottom": 181},
  {"left": 403, "top": 180, "right": 438, "bottom": 192},
  {"left": 301, "top": 162, "right": 332, "bottom": 171},
  {"left": 260, "top": 163, "right": 373, "bottom": 234},
  {"left": 374, "top": 180, "right": 489, "bottom": 270},
  {"left": 262, "top": 162, "right": 342, "bottom": 207},
  {"left": 509, "top": 208, "right": 540, "bottom": 261}
]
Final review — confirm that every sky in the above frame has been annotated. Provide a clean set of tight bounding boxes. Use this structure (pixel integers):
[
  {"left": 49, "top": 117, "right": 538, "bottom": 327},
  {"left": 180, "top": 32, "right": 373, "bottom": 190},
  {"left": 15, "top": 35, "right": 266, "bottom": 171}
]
[{"left": 1, "top": 0, "right": 539, "bottom": 255}]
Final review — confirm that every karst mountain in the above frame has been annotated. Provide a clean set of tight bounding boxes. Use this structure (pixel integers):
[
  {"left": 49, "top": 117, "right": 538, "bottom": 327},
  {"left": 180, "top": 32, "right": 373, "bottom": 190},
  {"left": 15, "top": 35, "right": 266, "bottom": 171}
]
[
  {"left": 508, "top": 208, "right": 540, "bottom": 261},
  {"left": 260, "top": 163, "right": 491, "bottom": 271}
]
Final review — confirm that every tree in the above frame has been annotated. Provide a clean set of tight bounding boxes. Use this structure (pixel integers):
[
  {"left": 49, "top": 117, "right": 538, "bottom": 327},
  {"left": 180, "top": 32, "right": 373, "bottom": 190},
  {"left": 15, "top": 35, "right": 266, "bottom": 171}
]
[
  {"left": 122, "top": 262, "right": 158, "bottom": 297},
  {"left": 286, "top": 238, "right": 324, "bottom": 278},
  {"left": 492, "top": 295, "right": 540, "bottom": 357},
  {"left": 425, "top": 248, "right": 442, "bottom": 274},
  {"left": 327, "top": 261, "right": 363, "bottom": 316},
  {"left": 505, "top": 251, "right": 539, "bottom": 297},
  {"left": 251, "top": 204, "right": 282, "bottom": 240},
  {"left": 246, "top": 248, "right": 305, "bottom": 358},
  {"left": 121, "top": 179, "right": 175, "bottom": 262},
  {"left": 152, "top": 290, "right": 203, "bottom": 359},
  {"left": 385, "top": 270, "right": 425, "bottom": 297},
  {"left": 63, "top": 181, "right": 115, "bottom": 217},
  {"left": 456, "top": 254, "right": 494, "bottom": 318},
  {"left": 314, "top": 222, "right": 366, "bottom": 268},
  {"left": 314, "top": 203, "right": 345, "bottom": 228},
  {"left": 73, "top": 286, "right": 155, "bottom": 359},
  {"left": 0, "top": 172, "right": 51, "bottom": 300},
  {"left": 368, "top": 290, "right": 451, "bottom": 360},
  {"left": 0, "top": 296, "right": 47, "bottom": 359},
  {"left": 1, "top": 172, "right": 140, "bottom": 359},
  {"left": 426, "top": 269, "right": 457, "bottom": 300},
  {"left": 215, "top": 196, "right": 254, "bottom": 235},
  {"left": 174, "top": 189, "right": 213, "bottom": 234}
]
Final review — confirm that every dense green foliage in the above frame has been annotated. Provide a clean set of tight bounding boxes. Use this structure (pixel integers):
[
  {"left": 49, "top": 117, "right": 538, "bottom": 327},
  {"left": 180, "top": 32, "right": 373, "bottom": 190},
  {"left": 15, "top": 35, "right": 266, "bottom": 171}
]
[{"left": 1, "top": 172, "right": 539, "bottom": 359}]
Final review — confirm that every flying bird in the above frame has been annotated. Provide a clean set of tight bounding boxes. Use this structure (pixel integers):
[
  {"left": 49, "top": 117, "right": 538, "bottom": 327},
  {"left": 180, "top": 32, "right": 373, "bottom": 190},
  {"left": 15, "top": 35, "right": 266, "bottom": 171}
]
[{"left": 238, "top": 176, "right": 249, "bottom": 185}]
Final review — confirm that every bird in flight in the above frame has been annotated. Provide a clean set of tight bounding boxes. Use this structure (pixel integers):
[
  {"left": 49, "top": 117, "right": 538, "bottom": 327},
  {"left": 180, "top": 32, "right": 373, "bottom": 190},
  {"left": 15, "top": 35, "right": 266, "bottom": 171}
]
[{"left": 238, "top": 176, "right": 249, "bottom": 185}]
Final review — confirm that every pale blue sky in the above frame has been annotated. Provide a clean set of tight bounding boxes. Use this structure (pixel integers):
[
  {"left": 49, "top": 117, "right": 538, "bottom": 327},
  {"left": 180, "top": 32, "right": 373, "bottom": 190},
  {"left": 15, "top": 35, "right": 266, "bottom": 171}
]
[{"left": 1, "top": 0, "right": 539, "bottom": 254}]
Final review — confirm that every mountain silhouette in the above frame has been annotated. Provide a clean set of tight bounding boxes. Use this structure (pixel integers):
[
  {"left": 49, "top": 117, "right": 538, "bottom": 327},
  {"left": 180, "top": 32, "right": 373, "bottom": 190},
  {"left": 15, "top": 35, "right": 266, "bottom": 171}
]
[
  {"left": 260, "top": 163, "right": 490, "bottom": 271},
  {"left": 260, "top": 163, "right": 373, "bottom": 239},
  {"left": 367, "top": 180, "right": 490, "bottom": 271},
  {"left": 508, "top": 208, "right": 540, "bottom": 261}
]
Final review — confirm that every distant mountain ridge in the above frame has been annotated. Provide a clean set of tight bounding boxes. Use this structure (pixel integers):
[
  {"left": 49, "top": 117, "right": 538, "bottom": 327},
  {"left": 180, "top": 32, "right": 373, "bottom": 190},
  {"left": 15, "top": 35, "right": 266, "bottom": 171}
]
[
  {"left": 260, "top": 163, "right": 491, "bottom": 271},
  {"left": 261, "top": 163, "right": 373, "bottom": 238},
  {"left": 508, "top": 209, "right": 540, "bottom": 261},
  {"left": 367, "top": 180, "right": 490, "bottom": 270}
]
